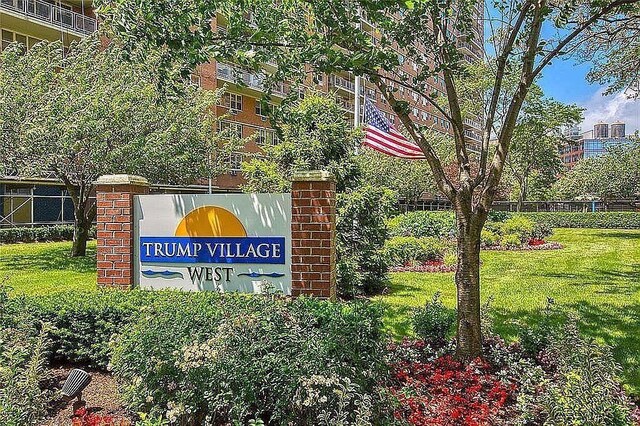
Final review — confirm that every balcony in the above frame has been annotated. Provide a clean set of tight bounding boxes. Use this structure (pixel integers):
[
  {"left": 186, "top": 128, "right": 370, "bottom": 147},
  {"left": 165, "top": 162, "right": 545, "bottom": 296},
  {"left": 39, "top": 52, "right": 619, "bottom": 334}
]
[
  {"left": 216, "top": 63, "right": 286, "bottom": 97},
  {"left": 0, "top": 0, "right": 97, "bottom": 36}
]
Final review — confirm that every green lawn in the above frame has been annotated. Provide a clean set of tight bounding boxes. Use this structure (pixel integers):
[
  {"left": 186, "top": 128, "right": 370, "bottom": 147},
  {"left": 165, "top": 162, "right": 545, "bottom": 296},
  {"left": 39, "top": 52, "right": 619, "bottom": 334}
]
[
  {"left": 1, "top": 230, "right": 638, "bottom": 393},
  {"left": 0, "top": 240, "right": 97, "bottom": 295},
  {"left": 378, "top": 228, "right": 640, "bottom": 395}
]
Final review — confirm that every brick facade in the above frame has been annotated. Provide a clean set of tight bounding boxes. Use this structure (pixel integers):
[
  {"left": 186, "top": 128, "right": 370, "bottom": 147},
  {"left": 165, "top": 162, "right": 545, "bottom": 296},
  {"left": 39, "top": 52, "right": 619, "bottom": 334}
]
[
  {"left": 95, "top": 175, "right": 149, "bottom": 289},
  {"left": 290, "top": 171, "right": 337, "bottom": 300}
]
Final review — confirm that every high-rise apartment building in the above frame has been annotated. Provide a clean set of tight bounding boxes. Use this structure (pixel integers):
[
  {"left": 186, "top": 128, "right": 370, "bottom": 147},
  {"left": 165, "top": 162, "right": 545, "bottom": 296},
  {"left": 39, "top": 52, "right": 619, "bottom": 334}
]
[
  {"left": 1, "top": 1, "right": 484, "bottom": 225},
  {"left": 559, "top": 122, "right": 633, "bottom": 168}
]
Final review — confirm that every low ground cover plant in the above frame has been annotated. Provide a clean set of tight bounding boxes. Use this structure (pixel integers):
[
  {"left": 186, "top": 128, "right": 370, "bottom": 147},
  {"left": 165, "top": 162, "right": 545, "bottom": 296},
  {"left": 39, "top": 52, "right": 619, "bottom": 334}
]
[
  {"left": 0, "top": 225, "right": 96, "bottom": 244},
  {"left": 0, "top": 287, "right": 51, "bottom": 425}
]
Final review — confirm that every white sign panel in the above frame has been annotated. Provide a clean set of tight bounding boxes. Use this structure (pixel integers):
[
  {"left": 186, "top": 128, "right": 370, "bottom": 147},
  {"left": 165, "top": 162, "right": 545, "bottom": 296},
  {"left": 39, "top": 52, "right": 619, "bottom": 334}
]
[{"left": 134, "top": 194, "right": 291, "bottom": 294}]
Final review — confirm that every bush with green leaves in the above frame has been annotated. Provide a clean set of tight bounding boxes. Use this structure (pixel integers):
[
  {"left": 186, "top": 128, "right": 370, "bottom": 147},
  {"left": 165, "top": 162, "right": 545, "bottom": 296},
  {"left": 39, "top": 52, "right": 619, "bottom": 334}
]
[
  {"left": 24, "top": 290, "right": 164, "bottom": 367},
  {"left": 480, "top": 229, "right": 500, "bottom": 247},
  {"left": 0, "top": 287, "right": 51, "bottom": 425},
  {"left": 383, "top": 236, "right": 445, "bottom": 266},
  {"left": 336, "top": 185, "right": 396, "bottom": 297},
  {"left": 411, "top": 292, "right": 456, "bottom": 347},
  {"left": 110, "top": 293, "right": 388, "bottom": 425},
  {"left": 538, "top": 320, "right": 635, "bottom": 425},
  {"left": 522, "top": 212, "right": 640, "bottom": 229},
  {"left": 500, "top": 233, "right": 522, "bottom": 248},
  {"left": 0, "top": 225, "right": 96, "bottom": 244},
  {"left": 500, "top": 215, "right": 535, "bottom": 243},
  {"left": 387, "top": 211, "right": 456, "bottom": 239}
]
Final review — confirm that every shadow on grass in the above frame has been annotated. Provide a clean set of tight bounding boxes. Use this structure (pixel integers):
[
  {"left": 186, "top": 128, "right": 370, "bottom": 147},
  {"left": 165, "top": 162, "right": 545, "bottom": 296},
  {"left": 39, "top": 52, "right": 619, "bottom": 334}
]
[
  {"left": 382, "top": 304, "right": 413, "bottom": 338},
  {"left": 2, "top": 244, "right": 96, "bottom": 273},
  {"left": 492, "top": 301, "right": 640, "bottom": 395},
  {"left": 597, "top": 231, "right": 640, "bottom": 240}
]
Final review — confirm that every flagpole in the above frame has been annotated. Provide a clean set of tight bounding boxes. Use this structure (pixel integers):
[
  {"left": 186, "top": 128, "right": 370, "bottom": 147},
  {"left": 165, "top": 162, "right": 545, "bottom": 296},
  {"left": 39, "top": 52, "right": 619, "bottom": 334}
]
[{"left": 354, "top": 7, "right": 362, "bottom": 128}]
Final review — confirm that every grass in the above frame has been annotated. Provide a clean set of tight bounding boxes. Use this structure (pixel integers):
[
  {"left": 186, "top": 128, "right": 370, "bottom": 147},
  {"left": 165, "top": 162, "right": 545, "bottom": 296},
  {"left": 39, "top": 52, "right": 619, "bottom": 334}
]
[
  {"left": 1, "top": 230, "right": 638, "bottom": 393},
  {"left": 378, "top": 228, "right": 640, "bottom": 395},
  {"left": 0, "top": 240, "right": 97, "bottom": 295}
]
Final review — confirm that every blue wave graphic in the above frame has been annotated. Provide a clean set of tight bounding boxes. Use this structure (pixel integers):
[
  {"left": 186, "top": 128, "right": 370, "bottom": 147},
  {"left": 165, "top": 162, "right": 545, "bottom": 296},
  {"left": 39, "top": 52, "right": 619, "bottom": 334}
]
[
  {"left": 237, "top": 271, "right": 285, "bottom": 278},
  {"left": 142, "top": 270, "right": 184, "bottom": 279}
]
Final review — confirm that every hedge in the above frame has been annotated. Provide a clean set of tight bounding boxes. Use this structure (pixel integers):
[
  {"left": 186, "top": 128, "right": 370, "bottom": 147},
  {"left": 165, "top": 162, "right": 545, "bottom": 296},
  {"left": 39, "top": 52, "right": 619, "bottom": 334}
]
[
  {"left": 521, "top": 212, "right": 640, "bottom": 229},
  {"left": 0, "top": 225, "right": 96, "bottom": 244}
]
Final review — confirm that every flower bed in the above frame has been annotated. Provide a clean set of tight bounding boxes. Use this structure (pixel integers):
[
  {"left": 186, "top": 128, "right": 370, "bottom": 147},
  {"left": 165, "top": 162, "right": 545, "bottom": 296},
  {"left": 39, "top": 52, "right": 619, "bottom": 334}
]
[
  {"left": 391, "top": 260, "right": 456, "bottom": 273},
  {"left": 389, "top": 355, "right": 517, "bottom": 425},
  {"left": 483, "top": 241, "right": 563, "bottom": 251}
]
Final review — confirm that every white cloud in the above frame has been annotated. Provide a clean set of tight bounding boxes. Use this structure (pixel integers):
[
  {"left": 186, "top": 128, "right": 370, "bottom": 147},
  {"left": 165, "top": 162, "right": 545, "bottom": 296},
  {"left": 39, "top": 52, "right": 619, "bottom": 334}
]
[{"left": 579, "top": 88, "right": 640, "bottom": 136}]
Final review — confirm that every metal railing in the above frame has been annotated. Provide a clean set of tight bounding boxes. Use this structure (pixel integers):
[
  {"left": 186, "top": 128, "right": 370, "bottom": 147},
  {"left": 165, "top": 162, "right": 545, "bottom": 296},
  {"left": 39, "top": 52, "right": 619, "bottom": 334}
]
[
  {"left": 0, "top": 0, "right": 97, "bottom": 35},
  {"left": 216, "top": 63, "right": 286, "bottom": 97},
  {"left": 492, "top": 200, "right": 640, "bottom": 212},
  {"left": 0, "top": 192, "right": 81, "bottom": 227}
]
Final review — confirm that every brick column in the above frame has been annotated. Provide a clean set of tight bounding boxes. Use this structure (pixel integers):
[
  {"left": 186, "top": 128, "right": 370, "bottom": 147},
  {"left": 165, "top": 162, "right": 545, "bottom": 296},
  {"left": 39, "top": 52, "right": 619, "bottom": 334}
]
[
  {"left": 95, "top": 174, "right": 149, "bottom": 289},
  {"left": 291, "top": 171, "right": 337, "bottom": 300}
]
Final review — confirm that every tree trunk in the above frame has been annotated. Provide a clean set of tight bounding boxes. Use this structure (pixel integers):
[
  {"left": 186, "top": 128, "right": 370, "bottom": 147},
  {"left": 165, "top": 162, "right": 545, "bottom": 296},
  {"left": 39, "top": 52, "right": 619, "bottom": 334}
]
[
  {"left": 454, "top": 205, "right": 484, "bottom": 360},
  {"left": 517, "top": 178, "right": 528, "bottom": 212},
  {"left": 71, "top": 215, "right": 91, "bottom": 257}
]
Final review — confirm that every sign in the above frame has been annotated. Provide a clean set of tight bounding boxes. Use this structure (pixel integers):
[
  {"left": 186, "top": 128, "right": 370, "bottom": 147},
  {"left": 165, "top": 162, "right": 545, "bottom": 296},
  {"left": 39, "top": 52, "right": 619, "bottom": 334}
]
[{"left": 134, "top": 194, "right": 291, "bottom": 294}]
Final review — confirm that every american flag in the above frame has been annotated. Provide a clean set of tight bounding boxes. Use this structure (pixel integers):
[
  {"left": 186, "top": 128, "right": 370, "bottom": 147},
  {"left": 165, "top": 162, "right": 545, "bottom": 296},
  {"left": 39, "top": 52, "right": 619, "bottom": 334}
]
[{"left": 363, "top": 99, "right": 425, "bottom": 159}]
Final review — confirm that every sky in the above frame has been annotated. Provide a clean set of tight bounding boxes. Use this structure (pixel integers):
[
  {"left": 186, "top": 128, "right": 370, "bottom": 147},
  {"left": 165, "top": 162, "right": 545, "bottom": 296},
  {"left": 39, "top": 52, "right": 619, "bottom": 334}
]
[{"left": 537, "top": 57, "right": 640, "bottom": 137}]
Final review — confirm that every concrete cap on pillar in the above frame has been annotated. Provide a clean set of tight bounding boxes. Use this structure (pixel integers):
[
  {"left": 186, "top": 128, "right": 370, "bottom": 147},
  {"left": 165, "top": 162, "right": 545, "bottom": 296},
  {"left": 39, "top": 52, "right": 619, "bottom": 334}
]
[
  {"left": 291, "top": 170, "right": 335, "bottom": 182},
  {"left": 95, "top": 174, "right": 149, "bottom": 186}
]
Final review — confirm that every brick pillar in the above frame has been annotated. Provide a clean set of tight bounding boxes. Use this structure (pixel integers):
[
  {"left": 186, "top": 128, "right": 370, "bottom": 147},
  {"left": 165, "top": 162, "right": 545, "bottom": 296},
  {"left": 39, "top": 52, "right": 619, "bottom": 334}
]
[
  {"left": 95, "top": 174, "right": 149, "bottom": 289},
  {"left": 291, "top": 170, "right": 337, "bottom": 300}
]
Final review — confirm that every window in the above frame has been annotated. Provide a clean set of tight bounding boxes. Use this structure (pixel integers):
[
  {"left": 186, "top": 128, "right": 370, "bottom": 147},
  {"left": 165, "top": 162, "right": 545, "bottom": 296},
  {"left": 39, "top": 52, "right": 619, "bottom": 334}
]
[
  {"left": 1, "top": 30, "right": 41, "bottom": 52},
  {"left": 190, "top": 73, "right": 201, "bottom": 87},
  {"left": 412, "top": 107, "right": 419, "bottom": 117},
  {"left": 218, "top": 121, "right": 243, "bottom": 138},
  {"left": 256, "top": 128, "right": 279, "bottom": 146},
  {"left": 228, "top": 153, "right": 244, "bottom": 172},
  {"left": 255, "top": 101, "right": 272, "bottom": 118},
  {"left": 220, "top": 93, "right": 243, "bottom": 112}
]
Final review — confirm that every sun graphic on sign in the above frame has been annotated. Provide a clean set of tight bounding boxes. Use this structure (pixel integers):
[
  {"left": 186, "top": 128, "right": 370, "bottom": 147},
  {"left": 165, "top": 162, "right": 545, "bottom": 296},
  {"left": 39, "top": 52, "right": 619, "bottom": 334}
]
[{"left": 174, "top": 206, "right": 247, "bottom": 237}]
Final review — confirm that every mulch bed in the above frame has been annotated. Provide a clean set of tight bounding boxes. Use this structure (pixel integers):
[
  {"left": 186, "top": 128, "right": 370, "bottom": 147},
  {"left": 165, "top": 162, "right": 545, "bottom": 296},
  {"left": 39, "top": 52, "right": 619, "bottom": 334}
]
[{"left": 40, "top": 364, "right": 133, "bottom": 426}]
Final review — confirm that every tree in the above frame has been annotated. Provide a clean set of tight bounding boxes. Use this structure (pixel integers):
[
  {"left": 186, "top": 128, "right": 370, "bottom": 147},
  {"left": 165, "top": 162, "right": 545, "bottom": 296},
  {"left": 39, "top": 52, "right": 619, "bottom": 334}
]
[
  {"left": 97, "top": 0, "right": 640, "bottom": 358},
  {"left": 580, "top": 3, "right": 640, "bottom": 97},
  {"left": 356, "top": 133, "right": 455, "bottom": 209},
  {"left": 553, "top": 140, "right": 640, "bottom": 201},
  {"left": 241, "top": 93, "right": 361, "bottom": 193},
  {"left": 507, "top": 86, "right": 583, "bottom": 210},
  {"left": 0, "top": 38, "right": 236, "bottom": 256}
]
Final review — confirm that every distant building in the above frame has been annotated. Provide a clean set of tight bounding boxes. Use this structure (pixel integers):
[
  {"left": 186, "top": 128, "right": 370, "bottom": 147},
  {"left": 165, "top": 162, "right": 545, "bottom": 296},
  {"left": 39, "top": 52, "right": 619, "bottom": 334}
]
[
  {"left": 611, "top": 122, "right": 626, "bottom": 138},
  {"left": 559, "top": 122, "right": 633, "bottom": 168},
  {"left": 593, "top": 122, "right": 609, "bottom": 138}
]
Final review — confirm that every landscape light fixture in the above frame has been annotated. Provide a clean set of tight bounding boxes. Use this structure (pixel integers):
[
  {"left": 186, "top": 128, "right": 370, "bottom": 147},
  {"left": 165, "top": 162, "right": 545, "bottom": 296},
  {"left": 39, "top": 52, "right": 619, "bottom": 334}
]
[{"left": 61, "top": 369, "right": 92, "bottom": 402}]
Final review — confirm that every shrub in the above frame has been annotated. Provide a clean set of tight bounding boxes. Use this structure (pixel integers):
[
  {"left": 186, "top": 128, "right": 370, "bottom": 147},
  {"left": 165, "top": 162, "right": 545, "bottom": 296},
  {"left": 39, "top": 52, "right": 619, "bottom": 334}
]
[
  {"left": 411, "top": 292, "right": 455, "bottom": 347},
  {"left": 0, "top": 225, "right": 96, "bottom": 244},
  {"left": 538, "top": 320, "right": 635, "bottom": 425},
  {"left": 500, "top": 215, "right": 534, "bottom": 243},
  {"left": 500, "top": 233, "right": 522, "bottom": 247},
  {"left": 387, "top": 211, "right": 456, "bottom": 239},
  {"left": 522, "top": 212, "right": 640, "bottom": 229},
  {"left": 487, "top": 210, "right": 512, "bottom": 222},
  {"left": 24, "top": 290, "right": 163, "bottom": 368},
  {"left": 531, "top": 221, "right": 553, "bottom": 240},
  {"left": 336, "top": 185, "right": 396, "bottom": 297},
  {"left": 383, "top": 236, "right": 445, "bottom": 266},
  {"left": 111, "top": 294, "right": 388, "bottom": 425},
  {"left": 481, "top": 229, "right": 500, "bottom": 247},
  {"left": 0, "top": 287, "right": 51, "bottom": 425}
]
